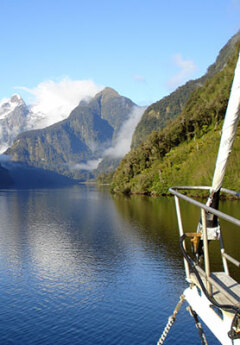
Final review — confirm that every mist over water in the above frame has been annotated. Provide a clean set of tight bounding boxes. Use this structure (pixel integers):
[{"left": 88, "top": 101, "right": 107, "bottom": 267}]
[{"left": 0, "top": 186, "right": 228, "bottom": 344}]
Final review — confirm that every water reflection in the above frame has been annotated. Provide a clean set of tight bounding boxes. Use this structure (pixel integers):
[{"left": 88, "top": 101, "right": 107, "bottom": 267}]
[
  {"left": 0, "top": 188, "right": 127, "bottom": 281},
  {"left": 112, "top": 194, "right": 192, "bottom": 272},
  {"left": 112, "top": 192, "right": 240, "bottom": 280},
  {"left": 0, "top": 186, "right": 237, "bottom": 344}
]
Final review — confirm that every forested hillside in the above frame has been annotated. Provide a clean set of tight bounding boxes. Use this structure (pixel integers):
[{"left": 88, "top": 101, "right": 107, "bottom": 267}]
[{"left": 111, "top": 43, "right": 240, "bottom": 195}]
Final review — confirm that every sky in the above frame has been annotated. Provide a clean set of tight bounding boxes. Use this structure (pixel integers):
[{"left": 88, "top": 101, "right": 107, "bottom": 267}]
[{"left": 0, "top": 0, "right": 240, "bottom": 107}]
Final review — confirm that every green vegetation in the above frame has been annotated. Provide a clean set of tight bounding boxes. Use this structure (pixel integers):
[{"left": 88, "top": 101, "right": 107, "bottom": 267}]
[
  {"left": 111, "top": 44, "right": 240, "bottom": 195},
  {"left": 131, "top": 79, "right": 200, "bottom": 148},
  {"left": 94, "top": 156, "right": 121, "bottom": 182},
  {"left": 97, "top": 171, "right": 115, "bottom": 185}
]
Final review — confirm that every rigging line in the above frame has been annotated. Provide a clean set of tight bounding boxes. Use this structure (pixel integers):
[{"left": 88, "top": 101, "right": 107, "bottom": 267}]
[
  {"left": 187, "top": 306, "right": 209, "bottom": 345},
  {"left": 156, "top": 295, "right": 185, "bottom": 345}
]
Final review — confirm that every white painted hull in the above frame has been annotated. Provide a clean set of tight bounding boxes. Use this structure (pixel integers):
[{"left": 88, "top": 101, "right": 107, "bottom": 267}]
[{"left": 184, "top": 286, "right": 240, "bottom": 345}]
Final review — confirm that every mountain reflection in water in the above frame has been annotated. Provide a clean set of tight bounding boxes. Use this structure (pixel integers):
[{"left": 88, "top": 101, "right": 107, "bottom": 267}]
[{"left": 0, "top": 185, "right": 236, "bottom": 344}]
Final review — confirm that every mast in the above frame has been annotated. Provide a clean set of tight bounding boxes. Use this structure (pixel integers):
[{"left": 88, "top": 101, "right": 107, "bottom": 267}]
[
  {"left": 210, "top": 51, "right": 240, "bottom": 201},
  {"left": 196, "top": 51, "right": 240, "bottom": 256},
  {"left": 205, "top": 51, "right": 240, "bottom": 228}
]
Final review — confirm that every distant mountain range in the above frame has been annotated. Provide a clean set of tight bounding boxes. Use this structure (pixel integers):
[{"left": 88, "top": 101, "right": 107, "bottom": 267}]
[
  {"left": 0, "top": 92, "right": 76, "bottom": 153},
  {"left": 4, "top": 88, "right": 140, "bottom": 181},
  {"left": 1, "top": 30, "right": 240, "bottom": 189}
]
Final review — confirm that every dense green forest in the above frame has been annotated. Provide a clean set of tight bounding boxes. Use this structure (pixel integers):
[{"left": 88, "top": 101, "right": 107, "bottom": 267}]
[{"left": 110, "top": 43, "right": 240, "bottom": 195}]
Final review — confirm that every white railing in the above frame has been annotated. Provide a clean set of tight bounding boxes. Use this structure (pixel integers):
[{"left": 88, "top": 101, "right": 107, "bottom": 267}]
[{"left": 169, "top": 186, "right": 240, "bottom": 300}]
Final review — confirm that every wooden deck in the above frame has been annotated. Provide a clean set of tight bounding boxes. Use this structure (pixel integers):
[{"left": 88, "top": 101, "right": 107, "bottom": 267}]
[{"left": 190, "top": 271, "right": 240, "bottom": 308}]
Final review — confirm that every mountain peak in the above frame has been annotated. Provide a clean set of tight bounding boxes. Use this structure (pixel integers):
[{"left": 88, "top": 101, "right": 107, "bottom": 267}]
[
  {"left": 0, "top": 94, "right": 25, "bottom": 117},
  {"left": 95, "top": 87, "right": 120, "bottom": 101},
  {"left": 10, "top": 94, "right": 24, "bottom": 104},
  {"left": 101, "top": 87, "right": 119, "bottom": 96}
]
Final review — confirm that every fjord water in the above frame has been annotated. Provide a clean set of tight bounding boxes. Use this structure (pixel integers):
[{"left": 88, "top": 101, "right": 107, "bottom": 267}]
[{"left": 1, "top": 186, "right": 239, "bottom": 345}]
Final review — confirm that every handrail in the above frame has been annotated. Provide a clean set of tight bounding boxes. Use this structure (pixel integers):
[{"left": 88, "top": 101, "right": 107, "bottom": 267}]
[
  {"left": 170, "top": 185, "right": 240, "bottom": 312},
  {"left": 222, "top": 252, "right": 240, "bottom": 268},
  {"left": 170, "top": 185, "right": 240, "bottom": 198},
  {"left": 169, "top": 187, "right": 240, "bottom": 227}
]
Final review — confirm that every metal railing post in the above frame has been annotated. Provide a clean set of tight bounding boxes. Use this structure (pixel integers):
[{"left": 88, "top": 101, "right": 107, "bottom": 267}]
[
  {"left": 175, "top": 196, "right": 190, "bottom": 280},
  {"left": 219, "top": 233, "right": 230, "bottom": 275},
  {"left": 201, "top": 208, "right": 212, "bottom": 295}
]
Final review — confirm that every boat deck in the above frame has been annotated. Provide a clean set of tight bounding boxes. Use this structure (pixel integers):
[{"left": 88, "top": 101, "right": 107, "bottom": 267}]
[{"left": 190, "top": 271, "right": 240, "bottom": 308}]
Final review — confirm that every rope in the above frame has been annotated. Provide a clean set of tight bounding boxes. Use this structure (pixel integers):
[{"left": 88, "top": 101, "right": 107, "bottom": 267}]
[
  {"left": 187, "top": 306, "right": 209, "bottom": 345},
  {"left": 156, "top": 295, "right": 185, "bottom": 345}
]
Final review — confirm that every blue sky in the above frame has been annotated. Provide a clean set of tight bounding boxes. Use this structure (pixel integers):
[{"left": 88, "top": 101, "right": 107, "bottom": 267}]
[{"left": 0, "top": 0, "right": 240, "bottom": 106}]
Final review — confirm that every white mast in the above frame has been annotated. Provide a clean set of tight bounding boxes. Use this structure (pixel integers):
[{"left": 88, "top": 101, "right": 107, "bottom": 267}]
[{"left": 210, "top": 51, "right": 240, "bottom": 195}]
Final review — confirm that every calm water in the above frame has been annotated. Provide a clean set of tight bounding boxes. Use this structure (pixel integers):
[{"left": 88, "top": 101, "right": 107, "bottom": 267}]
[{"left": 0, "top": 185, "right": 239, "bottom": 345}]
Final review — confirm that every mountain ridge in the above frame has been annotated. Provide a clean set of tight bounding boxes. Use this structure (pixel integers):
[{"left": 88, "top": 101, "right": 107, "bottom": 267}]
[
  {"left": 5, "top": 87, "right": 139, "bottom": 181},
  {"left": 131, "top": 30, "right": 240, "bottom": 148},
  {"left": 110, "top": 37, "right": 240, "bottom": 195}
]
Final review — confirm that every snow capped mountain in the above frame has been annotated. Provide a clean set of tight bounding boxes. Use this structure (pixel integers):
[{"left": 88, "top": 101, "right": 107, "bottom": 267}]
[
  {"left": 0, "top": 94, "right": 84, "bottom": 153},
  {"left": 0, "top": 93, "right": 65, "bottom": 153},
  {"left": 0, "top": 86, "right": 102, "bottom": 153},
  {"left": 26, "top": 104, "right": 71, "bottom": 130},
  {"left": 0, "top": 94, "right": 29, "bottom": 153},
  {"left": 0, "top": 94, "right": 25, "bottom": 119}
]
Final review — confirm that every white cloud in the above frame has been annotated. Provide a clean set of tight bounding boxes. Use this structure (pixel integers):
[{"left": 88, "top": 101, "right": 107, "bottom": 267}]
[
  {"left": 167, "top": 54, "right": 197, "bottom": 90},
  {"left": 104, "top": 106, "right": 146, "bottom": 159},
  {"left": 15, "top": 78, "right": 104, "bottom": 128},
  {"left": 70, "top": 159, "right": 103, "bottom": 171}
]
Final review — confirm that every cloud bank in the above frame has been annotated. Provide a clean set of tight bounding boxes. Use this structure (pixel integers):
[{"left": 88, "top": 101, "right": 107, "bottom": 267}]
[
  {"left": 104, "top": 106, "right": 146, "bottom": 159},
  {"left": 167, "top": 54, "right": 197, "bottom": 90},
  {"left": 70, "top": 159, "right": 103, "bottom": 171},
  {"left": 16, "top": 78, "right": 104, "bottom": 128}
]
